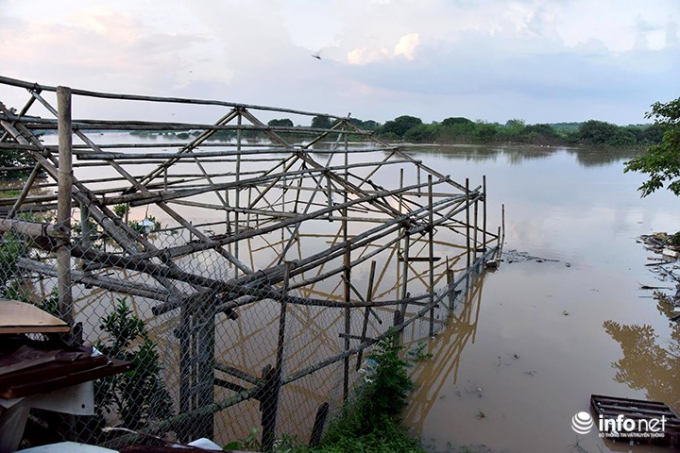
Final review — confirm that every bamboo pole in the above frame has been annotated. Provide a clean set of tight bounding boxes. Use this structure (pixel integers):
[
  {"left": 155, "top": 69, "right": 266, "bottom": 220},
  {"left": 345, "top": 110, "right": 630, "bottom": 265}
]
[
  {"left": 473, "top": 190, "right": 479, "bottom": 263},
  {"left": 501, "top": 203, "right": 506, "bottom": 255},
  {"left": 7, "top": 163, "right": 42, "bottom": 219},
  {"left": 482, "top": 175, "right": 487, "bottom": 250},
  {"left": 262, "top": 262, "right": 291, "bottom": 451},
  {"left": 56, "top": 86, "right": 74, "bottom": 326},
  {"left": 234, "top": 109, "right": 243, "bottom": 277},
  {"left": 0, "top": 74, "right": 351, "bottom": 121},
  {"left": 428, "top": 174, "right": 435, "bottom": 338},
  {"left": 356, "top": 260, "right": 377, "bottom": 370},
  {"left": 465, "top": 178, "right": 471, "bottom": 269},
  {"left": 342, "top": 240, "right": 351, "bottom": 402}
]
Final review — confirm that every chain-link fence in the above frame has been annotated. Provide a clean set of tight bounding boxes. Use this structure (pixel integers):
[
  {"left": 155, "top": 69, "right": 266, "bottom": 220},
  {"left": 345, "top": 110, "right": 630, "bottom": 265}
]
[{"left": 0, "top": 75, "right": 501, "bottom": 450}]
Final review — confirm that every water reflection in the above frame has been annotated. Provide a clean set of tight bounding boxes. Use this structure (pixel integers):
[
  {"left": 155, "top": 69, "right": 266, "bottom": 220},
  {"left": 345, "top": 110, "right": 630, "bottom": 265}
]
[
  {"left": 402, "top": 144, "right": 643, "bottom": 168},
  {"left": 403, "top": 271, "right": 486, "bottom": 434},
  {"left": 603, "top": 296, "right": 680, "bottom": 413},
  {"left": 566, "top": 148, "right": 642, "bottom": 168}
]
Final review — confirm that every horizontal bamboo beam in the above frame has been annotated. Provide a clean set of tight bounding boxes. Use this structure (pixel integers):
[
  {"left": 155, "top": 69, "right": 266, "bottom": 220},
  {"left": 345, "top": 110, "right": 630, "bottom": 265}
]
[
  {"left": 18, "top": 258, "right": 179, "bottom": 303},
  {"left": 0, "top": 217, "right": 68, "bottom": 238},
  {"left": 0, "top": 74, "right": 350, "bottom": 121}
]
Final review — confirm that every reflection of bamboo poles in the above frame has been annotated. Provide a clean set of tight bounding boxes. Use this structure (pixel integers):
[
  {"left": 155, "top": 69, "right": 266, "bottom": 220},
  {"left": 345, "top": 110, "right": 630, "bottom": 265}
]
[
  {"left": 403, "top": 271, "right": 487, "bottom": 434},
  {"left": 0, "top": 75, "right": 503, "bottom": 445}
]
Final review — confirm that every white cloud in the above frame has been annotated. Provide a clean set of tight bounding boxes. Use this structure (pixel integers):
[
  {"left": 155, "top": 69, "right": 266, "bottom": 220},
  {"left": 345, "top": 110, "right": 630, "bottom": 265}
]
[
  {"left": 393, "top": 33, "right": 420, "bottom": 60},
  {"left": 347, "top": 33, "right": 420, "bottom": 64}
]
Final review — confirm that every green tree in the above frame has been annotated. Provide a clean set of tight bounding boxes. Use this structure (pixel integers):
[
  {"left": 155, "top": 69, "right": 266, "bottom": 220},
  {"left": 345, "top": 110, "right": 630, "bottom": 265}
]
[
  {"left": 311, "top": 115, "right": 333, "bottom": 129},
  {"left": 503, "top": 119, "right": 526, "bottom": 138},
  {"left": 578, "top": 120, "right": 619, "bottom": 145},
  {"left": 348, "top": 118, "right": 380, "bottom": 130},
  {"left": 404, "top": 123, "right": 439, "bottom": 143},
  {"left": 380, "top": 115, "right": 422, "bottom": 138},
  {"left": 624, "top": 97, "right": 680, "bottom": 196},
  {"left": 441, "top": 117, "right": 473, "bottom": 127},
  {"left": 267, "top": 118, "right": 294, "bottom": 128},
  {"left": 474, "top": 121, "right": 498, "bottom": 143}
]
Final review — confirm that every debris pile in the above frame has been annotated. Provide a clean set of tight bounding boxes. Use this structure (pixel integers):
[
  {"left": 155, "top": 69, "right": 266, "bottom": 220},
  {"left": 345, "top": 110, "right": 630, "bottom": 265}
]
[{"left": 639, "top": 233, "right": 680, "bottom": 320}]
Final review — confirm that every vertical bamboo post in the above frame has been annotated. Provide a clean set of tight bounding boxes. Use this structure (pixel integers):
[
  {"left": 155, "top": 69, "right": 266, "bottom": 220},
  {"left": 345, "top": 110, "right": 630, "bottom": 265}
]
[
  {"left": 342, "top": 123, "right": 351, "bottom": 402},
  {"left": 80, "top": 205, "right": 90, "bottom": 250},
  {"left": 356, "top": 260, "right": 376, "bottom": 370},
  {"left": 428, "top": 175, "right": 435, "bottom": 337},
  {"left": 400, "top": 234, "right": 410, "bottom": 318},
  {"left": 275, "top": 263, "right": 291, "bottom": 372},
  {"left": 482, "top": 175, "right": 487, "bottom": 252},
  {"left": 396, "top": 168, "right": 404, "bottom": 300},
  {"left": 80, "top": 203, "right": 91, "bottom": 278},
  {"left": 177, "top": 305, "right": 190, "bottom": 440},
  {"left": 309, "top": 402, "right": 330, "bottom": 447},
  {"left": 195, "top": 294, "right": 216, "bottom": 440},
  {"left": 393, "top": 309, "right": 403, "bottom": 340},
  {"left": 399, "top": 169, "right": 405, "bottom": 213},
  {"left": 281, "top": 174, "right": 286, "bottom": 249},
  {"left": 260, "top": 364, "right": 278, "bottom": 452},
  {"left": 446, "top": 268, "right": 455, "bottom": 310},
  {"left": 56, "top": 86, "right": 73, "bottom": 325},
  {"left": 465, "top": 178, "right": 471, "bottom": 269},
  {"left": 496, "top": 226, "right": 502, "bottom": 262},
  {"left": 342, "top": 241, "right": 351, "bottom": 402},
  {"left": 234, "top": 109, "right": 242, "bottom": 277},
  {"left": 473, "top": 188, "right": 479, "bottom": 266},
  {"left": 262, "top": 263, "right": 291, "bottom": 452},
  {"left": 326, "top": 174, "right": 333, "bottom": 220},
  {"left": 501, "top": 203, "right": 505, "bottom": 255},
  {"left": 417, "top": 166, "right": 421, "bottom": 196}
]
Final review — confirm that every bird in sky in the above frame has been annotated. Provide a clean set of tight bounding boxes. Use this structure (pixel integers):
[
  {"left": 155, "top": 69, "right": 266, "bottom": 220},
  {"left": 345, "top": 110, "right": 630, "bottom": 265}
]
[{"left": 311, "top": 50, "right": 322, "bottom": 60}]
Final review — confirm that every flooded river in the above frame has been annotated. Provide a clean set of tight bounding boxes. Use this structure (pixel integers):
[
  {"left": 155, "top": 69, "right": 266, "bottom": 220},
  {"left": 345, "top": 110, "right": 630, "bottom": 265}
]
[
  {"left": 402, "top": 145, "right": 680, "bottom": 453},
  {"left": 38, "top": 133, "right": 679, "bottom": 450}
]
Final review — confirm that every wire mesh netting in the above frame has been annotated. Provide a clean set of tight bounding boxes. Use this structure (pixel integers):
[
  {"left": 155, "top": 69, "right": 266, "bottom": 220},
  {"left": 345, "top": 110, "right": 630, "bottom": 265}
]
[{"left": 0, "top": 75, "right": 502, "bottom": 450}]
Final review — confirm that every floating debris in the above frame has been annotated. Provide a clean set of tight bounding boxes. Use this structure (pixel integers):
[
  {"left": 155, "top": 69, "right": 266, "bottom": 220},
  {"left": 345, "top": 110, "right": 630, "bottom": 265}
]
[{"left": 502, "top": 249, "right": 560, "bottom": 264}]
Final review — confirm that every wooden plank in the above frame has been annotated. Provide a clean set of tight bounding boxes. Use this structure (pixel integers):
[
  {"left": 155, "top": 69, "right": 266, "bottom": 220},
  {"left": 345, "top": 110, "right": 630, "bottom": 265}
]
[
  {"left": 592, "top": 394, "right": 676, "bottom": 411},
  {"left": 0, "top": 300, "right": 70, "bottom": 334},
  {"left": 0, "top": 358, "right": 133, "bottom": 399},
  {"left": 593, "top": 402, "right": 675, "bottom": 417}
]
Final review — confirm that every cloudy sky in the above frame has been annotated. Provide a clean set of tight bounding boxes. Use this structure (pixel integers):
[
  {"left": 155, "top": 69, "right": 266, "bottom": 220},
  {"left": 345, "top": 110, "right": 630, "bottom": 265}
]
[{"left": 0, "top": 0, "right": 678, "bottom": 125}]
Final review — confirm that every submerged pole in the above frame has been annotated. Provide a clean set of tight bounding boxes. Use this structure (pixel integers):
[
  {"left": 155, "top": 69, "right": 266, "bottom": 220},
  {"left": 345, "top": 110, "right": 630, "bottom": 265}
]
[
  {"left": 428, "top": 175, "right": 435, "bottom": 337},
  {"left": 482, "top": 175, "right": 487, "bottom": 251},
  {"left": 465, "top": 178, "right": 471, "bottom": 269}
]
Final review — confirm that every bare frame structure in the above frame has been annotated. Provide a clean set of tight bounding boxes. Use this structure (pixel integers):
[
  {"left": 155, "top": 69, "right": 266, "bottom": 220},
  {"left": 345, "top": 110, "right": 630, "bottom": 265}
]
[{"left": 0, "top": 75, "right": 504, "bottom": 449}]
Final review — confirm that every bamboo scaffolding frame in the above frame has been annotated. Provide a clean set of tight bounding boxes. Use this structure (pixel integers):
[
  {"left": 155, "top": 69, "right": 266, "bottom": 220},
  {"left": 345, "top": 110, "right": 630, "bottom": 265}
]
[{"left": 0, "top": 75, "right": 503, "bottom": 447}]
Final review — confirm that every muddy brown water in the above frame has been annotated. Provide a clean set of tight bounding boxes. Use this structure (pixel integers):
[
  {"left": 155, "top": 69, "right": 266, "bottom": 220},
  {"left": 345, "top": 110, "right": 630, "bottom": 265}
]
[{"left": 402, "top": 145, "right": 680, "bottom": 453}]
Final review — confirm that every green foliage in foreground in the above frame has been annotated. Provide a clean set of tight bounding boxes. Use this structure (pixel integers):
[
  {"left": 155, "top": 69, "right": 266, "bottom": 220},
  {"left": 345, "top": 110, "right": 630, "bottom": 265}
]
[
  {"left": 624, "top": 97, "right": 680, "bottom": 196},
  {"left": 95, "top": 298, "right": 173, "bottom": 430},
  {"left": 225, "top": 329, "right": 425, "bottom": 453},
  {"left": 318, "top": 330, "right": 419, "bottom": 452}
]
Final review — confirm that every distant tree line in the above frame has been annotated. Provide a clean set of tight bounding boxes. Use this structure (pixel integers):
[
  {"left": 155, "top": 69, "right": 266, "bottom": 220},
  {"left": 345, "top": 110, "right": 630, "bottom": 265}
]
[
  {"left": 373, "top": 115, "right": 662, "bottom": 147},
  {"left": 128, "top": 114, "right": 664, "bottom": 147}
]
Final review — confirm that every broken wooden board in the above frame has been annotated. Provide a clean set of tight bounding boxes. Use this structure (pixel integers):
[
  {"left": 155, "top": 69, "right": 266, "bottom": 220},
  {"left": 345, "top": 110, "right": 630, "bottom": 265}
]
[{"left": 0, "top": 299, "right": 70, "bottom": 334}]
